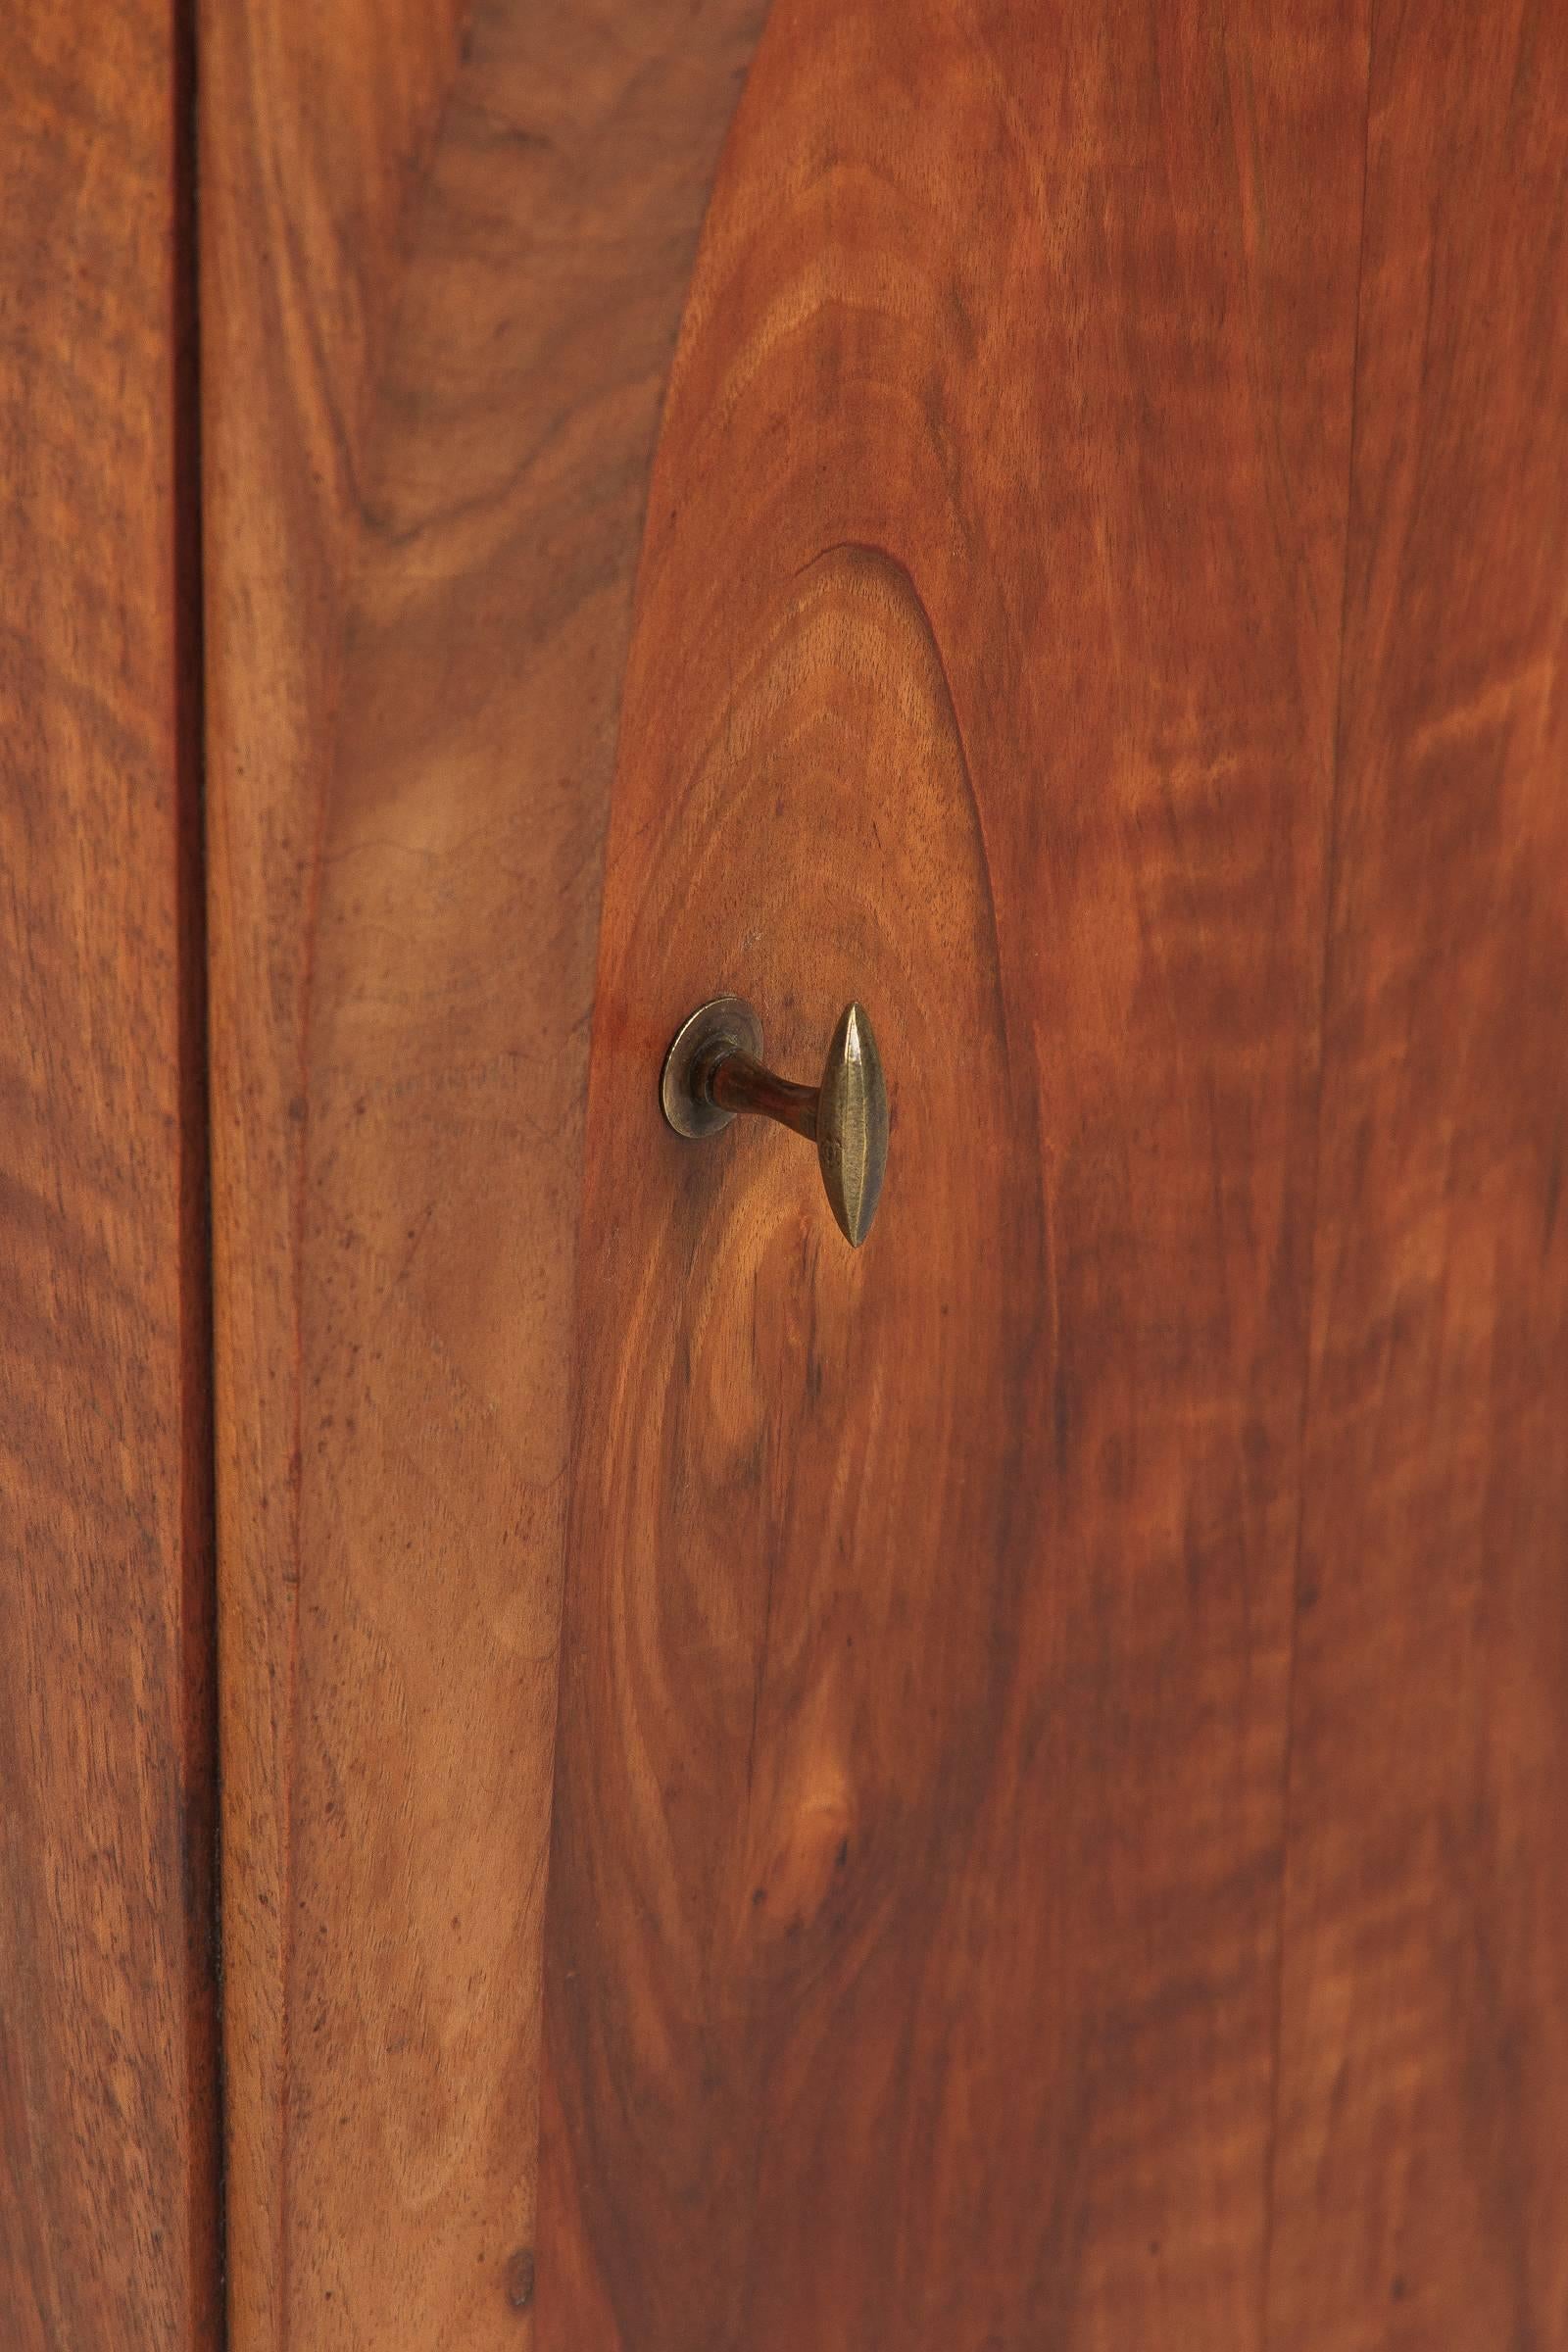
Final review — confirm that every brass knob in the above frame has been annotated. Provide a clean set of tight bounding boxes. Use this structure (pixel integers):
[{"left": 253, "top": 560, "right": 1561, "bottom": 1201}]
[{"left": 661, "top": 996, "right": 889, "bottom": 1248}]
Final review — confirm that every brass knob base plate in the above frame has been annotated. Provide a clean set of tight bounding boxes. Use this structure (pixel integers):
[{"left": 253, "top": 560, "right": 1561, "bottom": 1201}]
[{"left": 661, "top": 995, "right": 764, "bottom": 1140}]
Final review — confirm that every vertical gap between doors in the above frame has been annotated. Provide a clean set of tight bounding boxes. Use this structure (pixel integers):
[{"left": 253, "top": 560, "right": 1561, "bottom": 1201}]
[{"left": 172, "top": 0, "right": 228, "bottom": 2335}]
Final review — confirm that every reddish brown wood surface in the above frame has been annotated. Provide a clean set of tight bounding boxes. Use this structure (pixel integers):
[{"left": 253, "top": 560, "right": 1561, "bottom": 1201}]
[
  {"left": 1266, "top": 8, "right": 1568, "bottom": 2342},
  {"left": 201, "top": 0, "right": 764, "bottom": 2341},
  {"left": 201, "top": 10, "right": 466, "bottom": 2334},
  {"left": 0, "top": 4, "right": 220, "bottom": 2344},
  {"left": 196, "top": 2, "right": 1568, "bottom": 2341},
  {"left": 536, "top": 2, "right": 1370, "bottom": 2341}
]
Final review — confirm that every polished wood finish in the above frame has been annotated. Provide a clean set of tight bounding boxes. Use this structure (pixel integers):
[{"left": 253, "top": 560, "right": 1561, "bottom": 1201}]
[
  {"left": 1, "top": 0, "right": 1559, "bottom": 2336},
  {"left": 6, "top": 0, "right": 1531, "bottom": 2338},
  {"left": 202, "top": 11, "right": 466, "bottom": 2334},
  {"left": 0, "top": 4, "right": 220, "bottom": 2343},
  {"left": 1266, "top": 9, "right": 1568, "bottom": 2343},
  {"left": 537, "top": 1, "right": 1370, "bottom": 2341},
  {"left": 201, "top": 0, "right": 764, "bottom": 2339}
]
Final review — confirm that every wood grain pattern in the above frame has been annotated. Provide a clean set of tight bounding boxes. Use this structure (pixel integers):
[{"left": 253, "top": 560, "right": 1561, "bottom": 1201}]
[
  {"left": 200, "top": 5, "right": 466, "bottom": 2332},
  {"left": 201, "top": 1, "right": 763, "bottom": 2341},
  {"left": 0, "top": 3, "right": 220, "bottom": 2343},
  {"left": 536, "top": 1, "right": 1369, "bottom": 2341},
  {"left": 1265, "top": 9, "right": 1568, "bottom": 2344}
]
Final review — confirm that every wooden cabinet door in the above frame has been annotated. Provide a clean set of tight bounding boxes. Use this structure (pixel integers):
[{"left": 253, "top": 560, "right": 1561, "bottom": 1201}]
[
  {"left": 205, "top": 2, "right": 1568, "bottom": 2344},
  {"left": 534, "top": 5, "right": 1568, "bottom": 2346},
  {"left": 8, "top": 2, "right": 1563, "bottom": 2346}
]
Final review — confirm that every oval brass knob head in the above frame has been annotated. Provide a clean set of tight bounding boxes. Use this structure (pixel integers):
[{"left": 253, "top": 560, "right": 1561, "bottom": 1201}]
[
  {"left": 815, "top": 1002, "right": 888, "bottom": 1248},
  {"left": 660, "top": 994, "right": 890, "bottom": 1248}
]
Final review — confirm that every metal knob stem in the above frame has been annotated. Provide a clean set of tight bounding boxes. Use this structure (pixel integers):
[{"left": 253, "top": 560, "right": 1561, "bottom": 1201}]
[{"left": 661, "top": 996, "right": 889, "bottom": 1248}]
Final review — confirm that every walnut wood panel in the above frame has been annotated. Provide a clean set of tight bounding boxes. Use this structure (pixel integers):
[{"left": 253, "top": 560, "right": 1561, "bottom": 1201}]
[
  {"left": 1265, "top": 10, "right": 1568, "bottom": 2345},
  {"left": 200, "top": 4, "right": 466, "bottom": 2334},
  {"left": 0, "top": 4, "right": 220, "bottom": 2344},
  {"left": 535, "top": 2, "right": 1368, "bottom": 2342},
  {"left": 202, "top": 0, "right": 764, "bottom": 2341}
]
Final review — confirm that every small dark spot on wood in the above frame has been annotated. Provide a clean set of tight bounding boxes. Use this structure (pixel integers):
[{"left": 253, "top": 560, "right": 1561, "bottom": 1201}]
[
  {"left": 288, "top": 1094, "right": 307, "bottom": 1122},
  {"left": 506, "top": 2247, "right": 535, "bottom": 2311},
  {"left": 1053, "top": 1370, "right": 1070, "bottom": 1470},
  {"left": 752, "top": 1886, "right": 766, "bottom": 1906},
  {"left": 1298, "top": 1582, "right": 1319, "bottom": 1613},
  {"left": 836, "top": 1838, "right": 849, "bottom": 1869},
  {"left": 1391, "top": 2274, "right": 1408, "bottom": 2301}
]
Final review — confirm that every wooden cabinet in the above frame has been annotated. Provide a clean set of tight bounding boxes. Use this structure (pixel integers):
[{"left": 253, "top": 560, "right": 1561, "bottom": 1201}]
[{"left": 5, "top": 3, "right": 1567, "bottom": 2344}]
